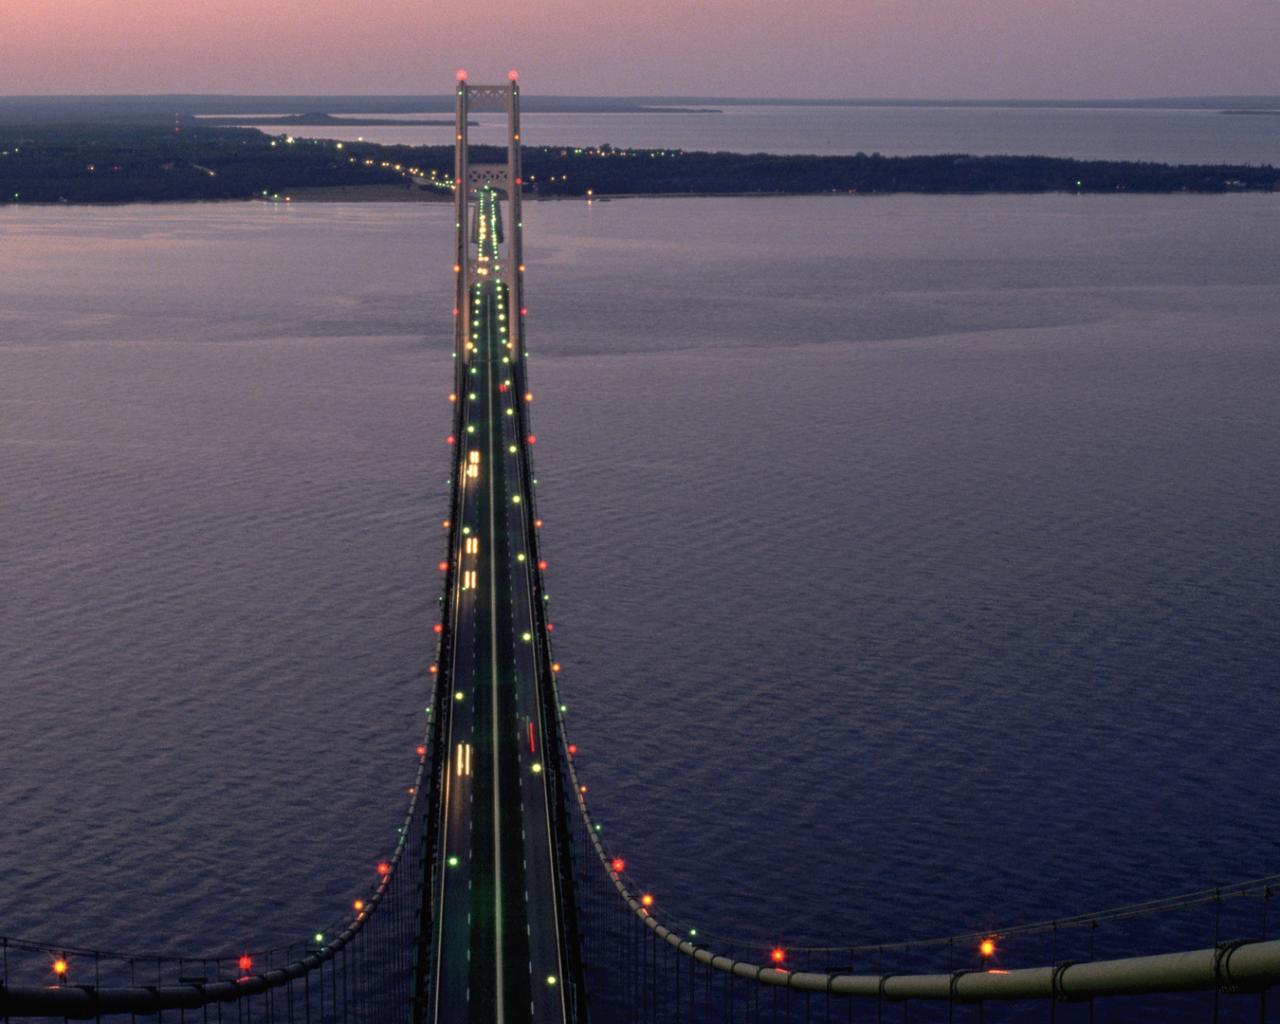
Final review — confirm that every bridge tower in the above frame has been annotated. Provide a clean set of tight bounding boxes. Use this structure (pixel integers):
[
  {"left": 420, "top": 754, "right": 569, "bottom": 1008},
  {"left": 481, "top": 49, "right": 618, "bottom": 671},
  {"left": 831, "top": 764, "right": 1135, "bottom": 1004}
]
[{"left": 411, "top": 72, "right": 587, "bottom": 1024}]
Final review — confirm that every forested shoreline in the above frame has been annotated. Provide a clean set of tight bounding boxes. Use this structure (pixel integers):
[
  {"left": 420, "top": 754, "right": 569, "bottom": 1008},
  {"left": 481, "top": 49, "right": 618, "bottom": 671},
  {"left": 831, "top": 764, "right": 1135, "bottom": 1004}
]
[{"left": 3, "top": 123, "right": 1276, "bottom": 204}]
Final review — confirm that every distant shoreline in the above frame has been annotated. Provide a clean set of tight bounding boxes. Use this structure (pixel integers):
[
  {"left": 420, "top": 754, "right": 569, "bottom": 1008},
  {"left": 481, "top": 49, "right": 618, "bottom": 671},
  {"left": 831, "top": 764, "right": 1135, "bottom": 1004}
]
[
  {"left": 6, "top": 94, "right": 1280, "bottom": 124},
  {"left": 2, "top": 124, "right": 1276, "bottom": 205}
]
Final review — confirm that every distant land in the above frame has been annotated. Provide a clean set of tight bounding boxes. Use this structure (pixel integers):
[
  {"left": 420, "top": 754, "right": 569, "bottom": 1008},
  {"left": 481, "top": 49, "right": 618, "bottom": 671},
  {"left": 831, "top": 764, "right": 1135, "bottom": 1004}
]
[
  {"left": 1, "top": 94, "right": 1279, "bottom": 125},
  {"left": 2, "top": 124, "right": 1276, "bottom": 204}
]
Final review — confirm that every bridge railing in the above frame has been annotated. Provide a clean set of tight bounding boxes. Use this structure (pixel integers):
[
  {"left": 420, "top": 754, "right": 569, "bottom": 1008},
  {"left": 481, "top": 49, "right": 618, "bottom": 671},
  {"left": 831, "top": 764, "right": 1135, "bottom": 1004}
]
[
  {"left": 409, "top": 353, "right": 471, "bottom": 1021},
  {"left": 506, "top": 334, "right": 591, "bottom": 1018}
]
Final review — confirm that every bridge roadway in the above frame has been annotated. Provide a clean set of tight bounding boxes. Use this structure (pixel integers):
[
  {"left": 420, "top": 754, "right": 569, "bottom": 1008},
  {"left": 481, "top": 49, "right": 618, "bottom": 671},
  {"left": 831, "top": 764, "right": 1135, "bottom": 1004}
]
[{"left": 430, "top": 275, "right": 570, "bottom": 1023}]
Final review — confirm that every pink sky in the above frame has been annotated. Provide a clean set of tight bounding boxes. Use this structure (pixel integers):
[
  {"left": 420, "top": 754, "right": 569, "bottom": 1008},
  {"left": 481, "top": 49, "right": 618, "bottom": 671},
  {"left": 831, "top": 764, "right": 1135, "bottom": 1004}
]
[{"left": 4, "top": 0, "right": 1279, "bottom": 98}]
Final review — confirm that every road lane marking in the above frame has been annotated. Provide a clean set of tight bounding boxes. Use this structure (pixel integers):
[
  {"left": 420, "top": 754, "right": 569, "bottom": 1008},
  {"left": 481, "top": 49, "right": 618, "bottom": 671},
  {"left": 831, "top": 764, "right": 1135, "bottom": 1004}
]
[{"left": 486, "top": 290, "right": 506, "bottom": 1023}]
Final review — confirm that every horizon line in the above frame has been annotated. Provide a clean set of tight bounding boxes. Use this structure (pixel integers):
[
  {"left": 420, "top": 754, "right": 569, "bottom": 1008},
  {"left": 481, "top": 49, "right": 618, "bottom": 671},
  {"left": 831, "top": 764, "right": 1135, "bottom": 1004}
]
[{"left": 3, "top": 91, "right": 1280, "bottom": 104}]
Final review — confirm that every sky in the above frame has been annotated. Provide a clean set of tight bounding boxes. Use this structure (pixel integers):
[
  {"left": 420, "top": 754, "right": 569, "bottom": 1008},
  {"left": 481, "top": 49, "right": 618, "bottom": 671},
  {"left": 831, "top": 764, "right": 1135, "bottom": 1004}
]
[{"left": 3, "top": 0, "right": 1280, "bottom": 99}]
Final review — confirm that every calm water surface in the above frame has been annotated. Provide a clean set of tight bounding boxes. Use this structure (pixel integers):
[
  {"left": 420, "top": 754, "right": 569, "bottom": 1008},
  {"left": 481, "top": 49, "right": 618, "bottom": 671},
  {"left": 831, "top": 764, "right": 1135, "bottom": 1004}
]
[
  {"left": 213, "top": 104, "right": 1280, "bottom": 164},
  {"left": 1, "top": 196, "right": 1278, "bottom": 1016}
]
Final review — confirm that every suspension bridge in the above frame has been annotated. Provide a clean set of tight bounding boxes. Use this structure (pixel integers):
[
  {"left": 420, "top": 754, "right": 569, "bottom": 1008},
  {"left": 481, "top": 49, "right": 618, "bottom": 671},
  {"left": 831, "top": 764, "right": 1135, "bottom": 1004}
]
[{"left": 2, "top": 74, "right": 1279, "bottom": 1023}]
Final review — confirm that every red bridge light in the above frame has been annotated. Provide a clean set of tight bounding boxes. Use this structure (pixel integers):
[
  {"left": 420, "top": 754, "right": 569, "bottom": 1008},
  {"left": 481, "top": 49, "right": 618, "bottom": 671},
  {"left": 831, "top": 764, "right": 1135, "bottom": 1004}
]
[
  {"left": 238, "top": 955, "right": 252, "bottom": 973},
  {"left": 567, "top": 743, "right": 577, "bottom": 755},
  {"left": 527, "top": 434, "right": 536, "bottom": 444},
  {"left": 771, "top": 947, "right": 786, "bottom": 965},
  {"left": 416, "top": 745, "right": 427, "bottom": 757},
  {"left": 438, "top": 560, "right": 449, "bottom": 572},
  {"left": 433, "top": 623, "right": 443, "bottom": 634},
  {"left": 456, "top": 69, "right": 468, "bottom": 81},
  {"left": 611, "top": 857, "right": 625, "bottom": 873},
  {"left": 377, "top": 862, "right": 391, "bottom": 877}
]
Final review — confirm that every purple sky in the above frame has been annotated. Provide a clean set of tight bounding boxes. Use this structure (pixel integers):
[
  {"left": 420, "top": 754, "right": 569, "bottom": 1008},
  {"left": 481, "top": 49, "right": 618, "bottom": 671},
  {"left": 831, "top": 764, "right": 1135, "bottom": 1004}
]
[{"left": 5, "top": 0, "right": 1280, "bottom": 98}]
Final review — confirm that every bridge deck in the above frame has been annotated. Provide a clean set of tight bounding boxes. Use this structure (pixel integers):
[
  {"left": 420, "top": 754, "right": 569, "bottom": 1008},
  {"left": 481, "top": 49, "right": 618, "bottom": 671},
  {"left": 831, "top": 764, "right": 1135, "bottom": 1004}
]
[{"left": 430, "top": 277, "right": 570, "bottom": 1023}]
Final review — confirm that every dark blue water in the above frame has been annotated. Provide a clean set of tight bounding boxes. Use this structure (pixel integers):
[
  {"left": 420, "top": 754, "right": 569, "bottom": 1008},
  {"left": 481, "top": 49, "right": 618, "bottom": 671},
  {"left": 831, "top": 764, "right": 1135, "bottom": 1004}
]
[{"left": 1, "top": 196, "right": 1278, "bottom": 1018}]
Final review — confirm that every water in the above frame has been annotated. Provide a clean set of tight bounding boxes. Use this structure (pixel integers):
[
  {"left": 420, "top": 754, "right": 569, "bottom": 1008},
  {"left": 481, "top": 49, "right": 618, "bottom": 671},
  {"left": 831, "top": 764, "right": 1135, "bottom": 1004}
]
[
  {"left": 206, "top": 104, "right": 1280, "bottom": 165},
  {"left": 2, "top": 195, "right": 1279, "bottom": 1019}
]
